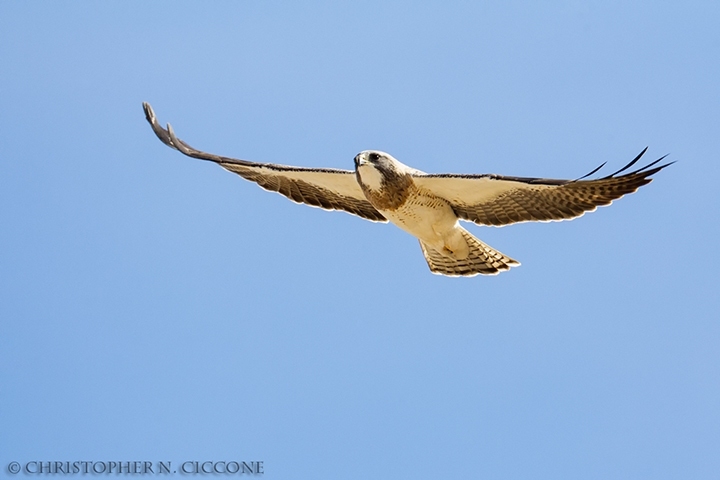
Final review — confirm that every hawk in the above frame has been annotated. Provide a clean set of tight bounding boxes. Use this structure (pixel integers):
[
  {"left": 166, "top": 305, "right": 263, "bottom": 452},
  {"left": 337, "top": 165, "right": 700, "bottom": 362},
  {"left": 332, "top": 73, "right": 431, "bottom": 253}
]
[{"left": 143, "top": 102, "right": 671, "bottom": 277}]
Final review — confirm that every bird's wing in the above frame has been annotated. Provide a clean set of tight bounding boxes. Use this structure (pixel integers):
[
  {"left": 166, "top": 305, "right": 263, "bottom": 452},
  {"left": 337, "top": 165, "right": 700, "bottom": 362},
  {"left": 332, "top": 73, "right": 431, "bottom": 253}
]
[
  {"left": 143, "top": 103, "right": 387, "bottom": 223},
  {"left": 412, "top": 148, "right": 672, "bottom": 226}
]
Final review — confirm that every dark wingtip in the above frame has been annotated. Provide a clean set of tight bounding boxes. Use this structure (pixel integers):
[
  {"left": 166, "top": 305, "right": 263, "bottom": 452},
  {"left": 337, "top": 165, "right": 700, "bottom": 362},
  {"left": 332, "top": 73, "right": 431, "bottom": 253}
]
[
  {"left": 142, "top": 102, "right": 180, "bottom": 151},
  {"left": 142, "top": 105, "right": 230, "bottom": 164},
  {"left": 571, "top": 148, "right": 672, "bottom": 186},
  {"left": 166, "top": 123, "right": 183, "bottom": 152},
  {"left": 630, "top": 154, "right": 671, "bottom": 174},
  {"left": 641, "top": 160, "right": 675, "bottom": 177},
  {"left": 602, "top": 147, "right": 649, "bottom": 179},
  {"left": 575, "top": 161, "right": 607, "bottom": 181},
  {"left": 142, "top": 102, "right": 154, "bottom": 123}
]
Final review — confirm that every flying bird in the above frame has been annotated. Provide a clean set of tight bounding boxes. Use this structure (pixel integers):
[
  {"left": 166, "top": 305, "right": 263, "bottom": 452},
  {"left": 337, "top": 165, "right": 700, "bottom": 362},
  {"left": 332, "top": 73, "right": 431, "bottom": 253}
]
[{"left": 143, "top": 102, "right": 671, "bottom": 277}]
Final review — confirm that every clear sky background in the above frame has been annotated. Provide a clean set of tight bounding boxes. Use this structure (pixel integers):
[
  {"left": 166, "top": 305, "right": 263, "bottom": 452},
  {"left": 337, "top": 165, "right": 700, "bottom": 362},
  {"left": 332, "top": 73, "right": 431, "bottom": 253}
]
[{"left": 1, "top": 2, "right": 719, "bottom": 479}]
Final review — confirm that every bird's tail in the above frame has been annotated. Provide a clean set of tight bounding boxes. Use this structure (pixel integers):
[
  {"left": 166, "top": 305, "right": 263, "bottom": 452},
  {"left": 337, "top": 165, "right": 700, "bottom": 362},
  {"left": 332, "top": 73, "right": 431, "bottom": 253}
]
[{"left": 419, "top": 229, "right": 520, "bottom": 277}]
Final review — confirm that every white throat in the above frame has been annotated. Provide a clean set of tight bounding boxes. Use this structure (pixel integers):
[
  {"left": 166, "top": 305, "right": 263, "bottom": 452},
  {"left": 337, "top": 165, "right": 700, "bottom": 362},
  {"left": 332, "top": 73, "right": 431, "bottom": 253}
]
[{"left": 357, "top": 164, "right": 384, "bottom": 191}]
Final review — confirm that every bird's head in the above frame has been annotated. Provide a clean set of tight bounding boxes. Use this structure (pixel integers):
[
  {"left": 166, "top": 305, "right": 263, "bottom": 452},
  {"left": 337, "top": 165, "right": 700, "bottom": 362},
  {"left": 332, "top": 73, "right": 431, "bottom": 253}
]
[
  {"left": 354, "top": 150, "right": 408, "bottom": 191},
  {"left": 354, "top": 150, "right": 396, "bottom": 169}
]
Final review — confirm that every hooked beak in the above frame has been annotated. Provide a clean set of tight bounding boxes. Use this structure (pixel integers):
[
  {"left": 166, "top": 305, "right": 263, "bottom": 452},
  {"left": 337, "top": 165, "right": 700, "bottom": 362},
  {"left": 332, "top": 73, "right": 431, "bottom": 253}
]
[{"left": 354, "top": 153, "right": 366, "bottom": 168}]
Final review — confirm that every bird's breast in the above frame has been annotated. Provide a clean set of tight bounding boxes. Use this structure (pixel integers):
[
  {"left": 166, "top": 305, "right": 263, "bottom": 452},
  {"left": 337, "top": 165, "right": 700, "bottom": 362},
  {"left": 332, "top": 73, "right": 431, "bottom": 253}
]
[{"left": 378, "top": 187, "right": 459, "bottom": 242}]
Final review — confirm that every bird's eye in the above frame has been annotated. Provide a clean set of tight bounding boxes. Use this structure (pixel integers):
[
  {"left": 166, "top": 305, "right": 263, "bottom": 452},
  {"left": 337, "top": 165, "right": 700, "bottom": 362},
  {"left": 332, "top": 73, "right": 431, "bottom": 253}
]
[{"left": 369, "top": 153, "right": 380, "bottom": 162}]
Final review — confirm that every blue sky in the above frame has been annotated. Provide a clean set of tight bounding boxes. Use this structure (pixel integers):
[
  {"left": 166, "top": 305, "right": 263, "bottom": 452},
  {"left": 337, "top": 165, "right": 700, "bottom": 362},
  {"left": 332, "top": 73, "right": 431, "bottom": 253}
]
[{"left": 1, "top": 2, "right": 719, "bottom": 479}]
